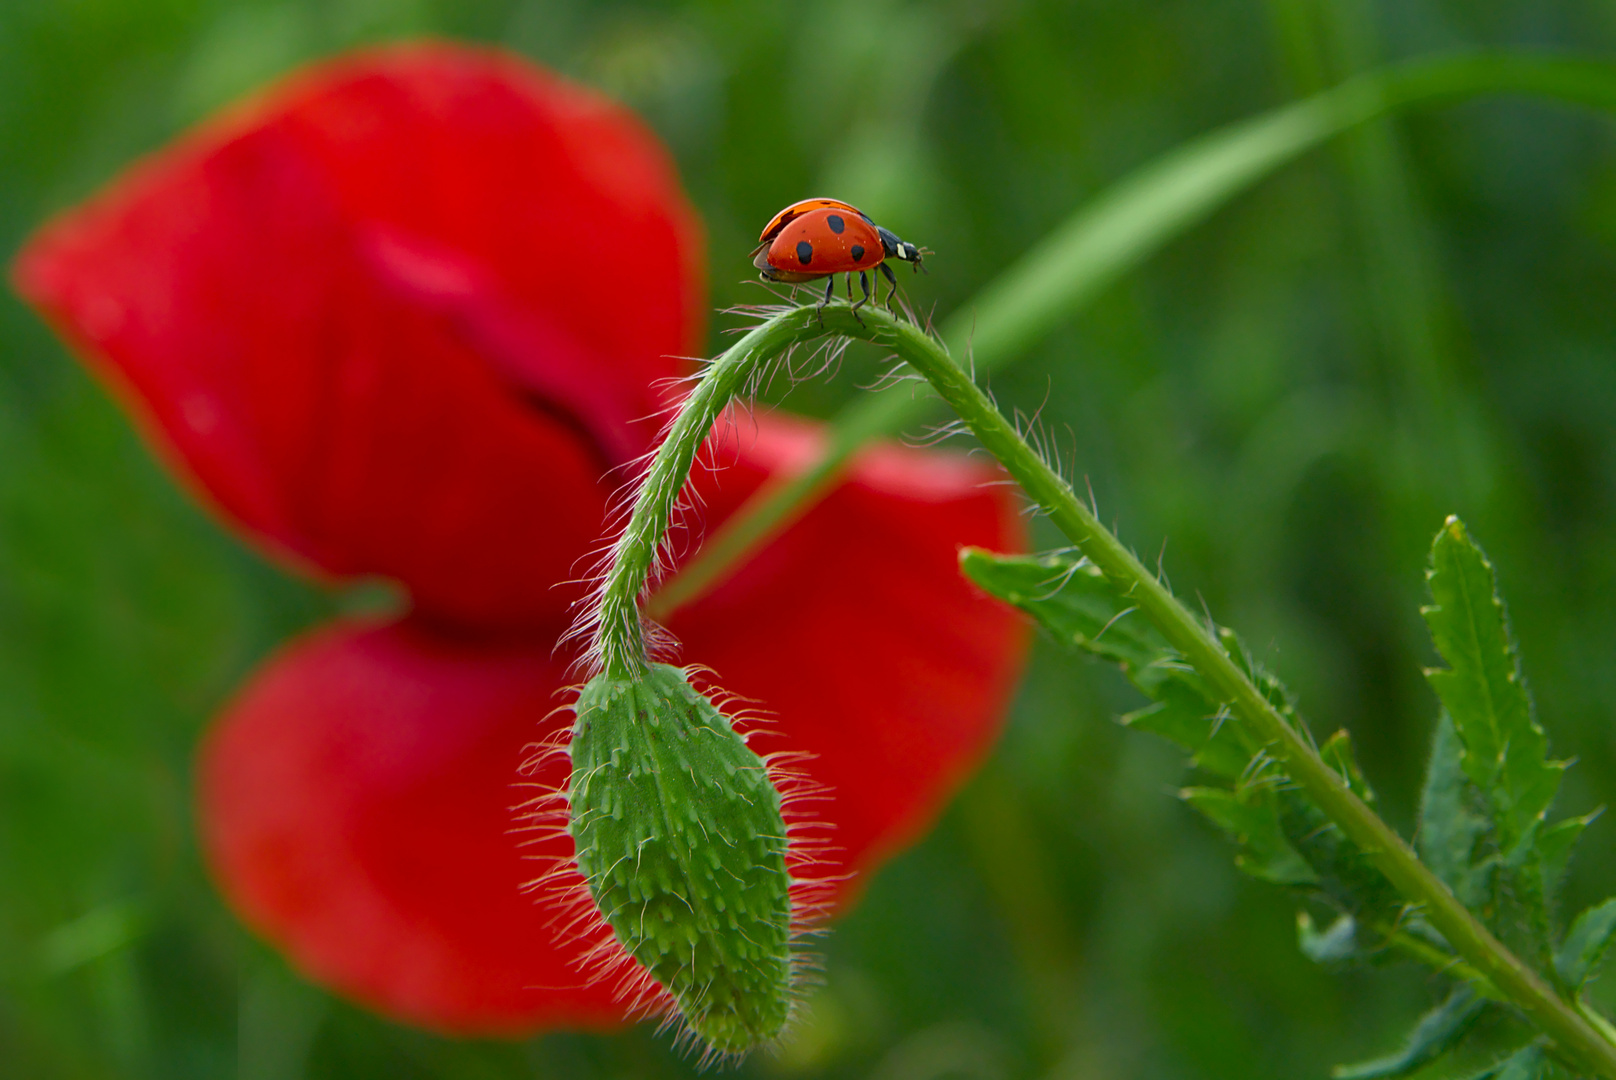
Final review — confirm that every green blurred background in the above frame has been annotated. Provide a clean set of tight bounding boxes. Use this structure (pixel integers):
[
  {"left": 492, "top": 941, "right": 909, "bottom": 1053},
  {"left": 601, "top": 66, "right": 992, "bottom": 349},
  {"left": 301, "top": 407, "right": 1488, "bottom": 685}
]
[{"left": 5, "top": 1, "right": 1616, "bottom": 1077}]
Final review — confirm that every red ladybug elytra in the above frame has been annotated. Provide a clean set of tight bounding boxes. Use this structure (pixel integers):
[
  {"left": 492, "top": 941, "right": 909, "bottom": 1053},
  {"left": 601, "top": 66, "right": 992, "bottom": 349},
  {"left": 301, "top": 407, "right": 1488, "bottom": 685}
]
[{"left": 751, "top": 197, "right": 925, "bottom": 319}]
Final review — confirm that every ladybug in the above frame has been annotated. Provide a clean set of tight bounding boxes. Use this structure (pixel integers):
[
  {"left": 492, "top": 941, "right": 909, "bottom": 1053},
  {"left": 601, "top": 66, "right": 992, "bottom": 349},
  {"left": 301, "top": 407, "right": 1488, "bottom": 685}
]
[{"left": 751, "top": 197, "right": 925, "bottom": 319}]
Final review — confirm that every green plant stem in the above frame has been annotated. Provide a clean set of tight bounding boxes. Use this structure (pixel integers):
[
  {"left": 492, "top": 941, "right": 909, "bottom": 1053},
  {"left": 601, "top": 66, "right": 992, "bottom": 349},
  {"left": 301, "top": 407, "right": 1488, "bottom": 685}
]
[
  {"left": 1583, "top": 1002, "right": 1616, "bottom": 1049},
  {"left": 592, "top": 313, "right": 808, "bottom": 677},
  {"left": 648, "top": 50, "right": 1616, "bottom": 620},
  {"left": 662, "top": 303, "right": 1616, "bottom": 1077}
]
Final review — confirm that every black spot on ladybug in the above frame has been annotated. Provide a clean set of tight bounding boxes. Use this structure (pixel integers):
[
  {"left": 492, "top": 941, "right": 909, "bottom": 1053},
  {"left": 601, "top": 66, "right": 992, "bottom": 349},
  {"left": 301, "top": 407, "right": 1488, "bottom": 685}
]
[
  {"left": 851, "top": 244, "right": 866, "bottom": 262},
  {"left": 827, "top": 214, "right": 845, "bottom": 234},
  {"left": 796, "top": 241, "right": 813, "bottom": 266}
]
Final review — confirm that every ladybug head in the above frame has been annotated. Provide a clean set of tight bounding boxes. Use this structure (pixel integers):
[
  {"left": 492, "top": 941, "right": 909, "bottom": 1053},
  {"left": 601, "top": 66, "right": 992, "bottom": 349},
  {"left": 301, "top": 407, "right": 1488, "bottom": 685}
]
[{"left": 877, "top": 226, "right": 926, "bottom": 272}]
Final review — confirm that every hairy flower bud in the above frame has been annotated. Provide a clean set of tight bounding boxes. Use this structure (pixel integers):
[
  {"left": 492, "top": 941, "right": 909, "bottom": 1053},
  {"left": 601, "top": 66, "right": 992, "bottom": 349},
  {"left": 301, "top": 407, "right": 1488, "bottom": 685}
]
[{"left": 568, "top": 664, "right": 792, "bottom": 1054}]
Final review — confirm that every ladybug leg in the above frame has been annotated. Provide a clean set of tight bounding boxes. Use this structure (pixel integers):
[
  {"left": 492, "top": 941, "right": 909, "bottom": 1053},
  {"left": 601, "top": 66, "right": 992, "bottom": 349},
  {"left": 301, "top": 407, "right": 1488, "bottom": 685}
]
[
  {"left": 816, "top": 275, "right": 835, "bottom": 325},
  {"left": 881, "top": 262, "right": 899, "bottom": 309},
  {"left": 850, "top": 270, "right": 871, "bottom": 325}
]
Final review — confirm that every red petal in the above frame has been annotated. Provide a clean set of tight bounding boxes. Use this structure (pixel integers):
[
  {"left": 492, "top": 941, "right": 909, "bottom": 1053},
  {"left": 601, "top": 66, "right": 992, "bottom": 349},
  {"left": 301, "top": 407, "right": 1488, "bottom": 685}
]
[
  {"left": 198, "top": 617, "right": 624, "bottom": 1035},
  {"left": 199, "top": 414, "right": 1026, "bottom": 1034},
  {"left": 12, "top": 44, "right": 703, "bottom": 630},
  {"left": 668, "top": 412, "right": 1030, "bottom": 897}
]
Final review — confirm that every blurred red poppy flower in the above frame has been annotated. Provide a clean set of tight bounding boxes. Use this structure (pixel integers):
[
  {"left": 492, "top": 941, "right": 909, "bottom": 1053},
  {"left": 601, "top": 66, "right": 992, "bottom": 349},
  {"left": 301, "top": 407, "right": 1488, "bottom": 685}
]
[{"left": 12, "top": 43, "right": 1028, "bottom": 1035}]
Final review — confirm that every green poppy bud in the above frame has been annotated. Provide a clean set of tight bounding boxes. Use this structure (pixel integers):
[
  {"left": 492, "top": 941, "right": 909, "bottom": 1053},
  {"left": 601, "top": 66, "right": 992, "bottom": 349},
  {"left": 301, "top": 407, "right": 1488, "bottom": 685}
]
[{"left": 568, "top": 663, "right": 792, "bottom": 1055}]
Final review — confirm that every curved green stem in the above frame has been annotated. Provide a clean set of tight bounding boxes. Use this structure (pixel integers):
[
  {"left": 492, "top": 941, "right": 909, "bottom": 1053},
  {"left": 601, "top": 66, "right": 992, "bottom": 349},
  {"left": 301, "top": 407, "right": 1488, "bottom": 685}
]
[
  {"left": 648, "top": 50, "right": 1616, "bottom": 619},
  {"left": 615, "top": 301, "right": 1616, "bottom": 1077},
  {"left": 590, "top": 311, "right": 816, "bottom": 676}
]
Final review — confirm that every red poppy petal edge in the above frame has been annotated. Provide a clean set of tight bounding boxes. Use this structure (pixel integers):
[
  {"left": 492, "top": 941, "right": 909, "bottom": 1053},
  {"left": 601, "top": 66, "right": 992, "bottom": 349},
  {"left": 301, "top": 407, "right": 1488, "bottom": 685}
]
[{"left": 197, "top": 617, "right": 624, "bottom": 1035}]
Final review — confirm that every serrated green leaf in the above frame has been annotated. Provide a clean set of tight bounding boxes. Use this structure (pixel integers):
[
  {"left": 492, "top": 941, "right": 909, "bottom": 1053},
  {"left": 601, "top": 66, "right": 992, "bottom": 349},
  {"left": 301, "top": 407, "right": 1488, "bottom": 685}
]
[
  {"left": 1422, "top": 517, "right": 1563, "bottom": 852},
  {"left": 1119, "top": 683, "right": 1247, "bottom": 779},
  {"left": 1222, "top": 626, "right": 1307, "bottom": 733},
  {"left": 959, "top": 549, "right": 1164, "bottom": 670},
  {"left": 1331, "top": 986, "right": 1488, "bottom": 1080},
  {"left": 962, "top": 548, "right": 1246, "bottom": 774},
  {"left": 1418, "top": 712, "right": 1491, "bottom": 909},
  {"left": 1555, "top": 898, "right": 1616, "bottom": 990},
  {"left": 963, "top": 546, "right": 1403, "bottom": 918},
  {"left": 1214, "top": 657, "right": 1399, "bottom": 921},
  {"left": 1277, "top": 789, "right": 1404, "bottom": 926},
  {"left": 1182, "top": 786, "right": 1318, "bottom": 886},
  {"left": 1539, "top": 810, "right": 1599, "bottom": 904}
]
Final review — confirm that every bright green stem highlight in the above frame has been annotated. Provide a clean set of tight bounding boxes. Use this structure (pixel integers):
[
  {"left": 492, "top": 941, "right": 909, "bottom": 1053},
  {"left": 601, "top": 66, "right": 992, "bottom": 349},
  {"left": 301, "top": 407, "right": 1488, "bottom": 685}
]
[
  {"left": 617, "top": 299, "right": 1616, "bottom": 1076},
  {"left": 648, "top": 50, "right": 1616, "bottom": 620},
  {"left": 569, "top": 664, "right": 791, "bottom": 1054}
]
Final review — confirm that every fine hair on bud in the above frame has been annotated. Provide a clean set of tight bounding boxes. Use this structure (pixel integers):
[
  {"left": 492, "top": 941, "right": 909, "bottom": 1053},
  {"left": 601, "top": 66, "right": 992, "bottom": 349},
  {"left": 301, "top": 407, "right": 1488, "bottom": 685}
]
[{"left": 567, "top": 663, "right": 798, "bottom": 1058}]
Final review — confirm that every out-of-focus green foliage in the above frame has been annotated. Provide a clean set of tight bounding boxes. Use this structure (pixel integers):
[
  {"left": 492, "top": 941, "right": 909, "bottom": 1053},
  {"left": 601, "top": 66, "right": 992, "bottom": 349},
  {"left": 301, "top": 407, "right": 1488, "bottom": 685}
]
[
  {"left": 6, "top": 1, "right": 1616, "bottom": 1078},
  {"left": 1332, "top": 987, "right": 1488, "bottom": 1080}
]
